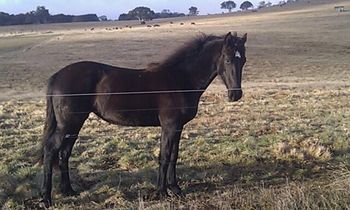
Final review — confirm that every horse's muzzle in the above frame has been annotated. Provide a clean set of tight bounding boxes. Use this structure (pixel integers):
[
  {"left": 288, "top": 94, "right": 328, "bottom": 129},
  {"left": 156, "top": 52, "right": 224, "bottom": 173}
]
[{"left": 228, "top": 90, "right": 243, "bottom": 102}]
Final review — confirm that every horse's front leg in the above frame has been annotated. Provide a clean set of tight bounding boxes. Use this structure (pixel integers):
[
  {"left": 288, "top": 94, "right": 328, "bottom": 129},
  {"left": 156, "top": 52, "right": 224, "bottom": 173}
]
[{"left": 156, "top": 123, "right": 183, "bottom": 198}]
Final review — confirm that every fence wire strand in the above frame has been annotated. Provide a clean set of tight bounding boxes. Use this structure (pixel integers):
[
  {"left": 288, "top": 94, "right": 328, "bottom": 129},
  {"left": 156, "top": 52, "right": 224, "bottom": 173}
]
[{"left": 2, "top": 88, "right": 242, "bottom": 100}]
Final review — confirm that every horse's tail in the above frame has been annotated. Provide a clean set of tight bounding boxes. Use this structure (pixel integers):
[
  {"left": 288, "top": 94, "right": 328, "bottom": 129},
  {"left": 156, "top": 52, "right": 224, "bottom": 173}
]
[{"left": 38, "top": 77, "right": 58, "bottom": 165}]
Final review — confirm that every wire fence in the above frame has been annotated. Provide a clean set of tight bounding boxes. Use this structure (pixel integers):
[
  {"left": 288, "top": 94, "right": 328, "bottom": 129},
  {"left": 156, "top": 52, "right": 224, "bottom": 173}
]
[
  {"left": 1, "top": 85, "right": 348, "bottom": 143},
  {"left": 2, "top": 82, "right": 349, "bottom": 102},
  {"left": 1, "top": 84, "right": 349, "bottom": 187},
  {"left": 44, "top": 88, "right": 242, "bottom": 97},
  {"left": 2, "top": 84, "right": 347, "bottom": 139},
  {"left": 0, "top": 88, "right": 242, "bottom": 101}
]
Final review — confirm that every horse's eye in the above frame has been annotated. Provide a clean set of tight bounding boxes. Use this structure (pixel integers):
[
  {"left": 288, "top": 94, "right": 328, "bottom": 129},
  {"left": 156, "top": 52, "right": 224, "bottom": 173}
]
[{"left": 225, "top": 59, "right": 231, "bottom": 64}]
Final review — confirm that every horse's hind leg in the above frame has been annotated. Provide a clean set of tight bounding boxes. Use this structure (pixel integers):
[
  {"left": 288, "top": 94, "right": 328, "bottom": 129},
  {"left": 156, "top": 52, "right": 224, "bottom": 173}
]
[
  {"left": 59, "top": 136, "right": 78, "bottom": 196},
  {"left": 58, "top": 114, "right": 89, "bottom": 196},
  {"left": 41, "top": 128, "right": 66, "bottom": 207},
  {"left": 42, "top": 113, "right": 88, "bottom": 207}
]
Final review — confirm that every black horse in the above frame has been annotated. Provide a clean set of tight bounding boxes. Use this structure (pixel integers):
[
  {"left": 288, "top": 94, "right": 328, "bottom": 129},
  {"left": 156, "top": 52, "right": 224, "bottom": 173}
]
[{"left": 40, "top": 32, "right": 247, "bottom": 207}]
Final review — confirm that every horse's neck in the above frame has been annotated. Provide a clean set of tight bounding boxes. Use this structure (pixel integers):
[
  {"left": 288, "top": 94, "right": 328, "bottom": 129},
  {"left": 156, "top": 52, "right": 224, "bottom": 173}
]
[{"left": 186, "top": 40, "right": 222, "bottom": 91}]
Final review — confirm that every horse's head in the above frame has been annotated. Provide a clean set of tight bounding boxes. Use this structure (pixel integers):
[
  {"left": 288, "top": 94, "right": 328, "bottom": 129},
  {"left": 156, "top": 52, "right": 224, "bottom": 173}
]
[{"left": 217, "top": 32, "right": 247, "bottom": 102}]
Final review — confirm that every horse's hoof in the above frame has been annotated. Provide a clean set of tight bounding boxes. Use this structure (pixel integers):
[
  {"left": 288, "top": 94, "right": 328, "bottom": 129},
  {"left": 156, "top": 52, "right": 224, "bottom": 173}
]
[
  {"left": 168, "top": 185, "right": 184, "bottom": 198},
  {"left": 61, "top": 188, "right": 78, "bottom": 197},
  {"left": 146, "top": 189, "right": 169, "bottom": 200},
  {"left": 41, "top": 197, "right": 52, "bottom": 208}
]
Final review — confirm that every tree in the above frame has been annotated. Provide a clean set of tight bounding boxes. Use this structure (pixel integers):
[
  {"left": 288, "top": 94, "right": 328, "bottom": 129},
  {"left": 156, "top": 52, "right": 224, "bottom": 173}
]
[
  {"left": 35, "top": 6, "right": 50, "bottom": 23},
  {"left": 258, "top": 1, "right": 272, "bottom": 8},
  {"left": 188, "top": 6, "right": 199, "bottom": 16},
  {"left": 50, "top": 14, "right": 73, "bottom": 23},
  {"left": 0, "top": 6, "right": 99, "bottom": 25},
  {"left": 99, "top": 15, "right": 108, "bottom": 21},
  {"left": 240, "top": 1, "right": 254, "bottom": 10},
  {"left": 155, "top": 9, "right": 185, "bottom": 19},
  {"left": 221, "top": 1, "right": 236, "bottom": 13},
  {"left": 161, "top": 9, "right": 171, "bottom": 14},
  {"left": 127, "top": 6, "right": 155, "bottom": 21},
  {"left": 279, "top": 1, "right": 287, "bottom": 6},
  {"left": 118, "top": 13, "right": 132, "bottom": 21},
  {"left": 0, "top": 12, "right": 11, "bottom": 26},
  {"left": 72, "top": 14, "right": 99, "bottom": 22},
  {"left": 258, "top": 1, "right": 266, "bottom": 9}
]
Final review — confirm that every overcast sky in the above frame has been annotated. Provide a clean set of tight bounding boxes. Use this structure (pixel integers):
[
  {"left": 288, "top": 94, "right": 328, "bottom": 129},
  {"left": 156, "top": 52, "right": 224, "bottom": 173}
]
[{"left": 0, "top": 0, "right": 280, "bottom": 19}]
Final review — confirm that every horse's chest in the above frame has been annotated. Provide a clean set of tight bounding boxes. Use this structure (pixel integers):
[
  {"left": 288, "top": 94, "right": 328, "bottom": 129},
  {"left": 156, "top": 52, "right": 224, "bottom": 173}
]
[{"left": 180, "top": 107, "right": 199, "bottom": 124}]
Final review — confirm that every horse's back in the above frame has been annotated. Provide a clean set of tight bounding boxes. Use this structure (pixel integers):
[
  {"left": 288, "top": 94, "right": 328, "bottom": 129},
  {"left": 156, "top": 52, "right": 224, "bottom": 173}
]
[
  {"left": 49, "top": 61, "right": 142, "bottom": 96},
  {"left": 49, "top": 61, "right": 103, "bottom": 91},
  {"left": 47, "top": 61, "right": 114, "bottom": 117}
]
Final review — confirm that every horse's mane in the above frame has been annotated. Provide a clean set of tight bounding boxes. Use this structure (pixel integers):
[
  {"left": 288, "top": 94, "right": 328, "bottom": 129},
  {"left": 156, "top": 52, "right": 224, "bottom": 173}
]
[{"left": 147, "top": 34, "right": 222, "bottom": 72}]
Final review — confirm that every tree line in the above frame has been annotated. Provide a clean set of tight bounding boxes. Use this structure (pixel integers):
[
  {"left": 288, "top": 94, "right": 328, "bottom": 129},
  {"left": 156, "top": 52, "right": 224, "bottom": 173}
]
[
  {"left": 1, "top": 1, "right": 297, "bottom": 26},
  {"left": 0, "top": 6, "right": 99, "bottom": 26},
  {"left": 119, "top": 1, "right": 255, "bottom": 21},
  {"left": 118, "top": 7, "right": 186, "bottom": 21}
]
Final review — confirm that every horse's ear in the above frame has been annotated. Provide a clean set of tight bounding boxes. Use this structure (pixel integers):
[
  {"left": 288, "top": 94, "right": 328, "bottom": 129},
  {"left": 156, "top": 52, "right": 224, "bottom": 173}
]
[
  {"left": 242, "top": 33, "right": 247, "bottom": 43},
  {"left": 225, "top": 32, "right": 232, "bottom": 40},
  {"left": 224, "top": 32, "right": 233, "bottom": 46}
]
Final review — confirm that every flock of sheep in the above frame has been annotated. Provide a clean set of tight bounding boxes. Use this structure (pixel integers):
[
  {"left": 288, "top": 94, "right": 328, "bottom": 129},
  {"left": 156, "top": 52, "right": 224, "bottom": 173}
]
[{"left": 87, "top": 21, "right": 196, "bottom": 31}]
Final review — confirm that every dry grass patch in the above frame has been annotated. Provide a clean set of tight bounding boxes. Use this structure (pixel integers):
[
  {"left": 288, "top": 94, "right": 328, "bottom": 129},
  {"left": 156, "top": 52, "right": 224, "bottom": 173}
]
[{"left": 1, "top": 86, "right": 350, "bottom": 209}]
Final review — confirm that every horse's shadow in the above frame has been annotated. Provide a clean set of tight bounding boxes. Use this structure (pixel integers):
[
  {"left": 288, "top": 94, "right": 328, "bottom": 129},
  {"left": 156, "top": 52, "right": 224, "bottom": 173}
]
[
  {"left": 68, "top": 157, "right": 328, "bottom": 202},
  {"left": 25, "top": 149, "right": 347, "bottom": 208}
]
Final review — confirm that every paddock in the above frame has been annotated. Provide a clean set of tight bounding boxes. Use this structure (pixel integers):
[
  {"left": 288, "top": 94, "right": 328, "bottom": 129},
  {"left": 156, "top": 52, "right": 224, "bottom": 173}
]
[{"left": 0, "top": 0, "right": 349, "bottom": 209}]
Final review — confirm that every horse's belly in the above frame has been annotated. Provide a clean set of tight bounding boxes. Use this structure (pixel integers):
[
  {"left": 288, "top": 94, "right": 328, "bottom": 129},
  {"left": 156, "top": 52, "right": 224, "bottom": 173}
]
[{"left": 97, "top": 109, "right": 160, "bottom": 127}]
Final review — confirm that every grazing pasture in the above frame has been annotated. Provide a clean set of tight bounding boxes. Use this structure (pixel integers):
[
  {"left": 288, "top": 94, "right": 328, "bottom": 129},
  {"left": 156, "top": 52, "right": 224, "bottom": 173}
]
[{"left": 1, "top": 0, "right": 350, "bottom": 209}]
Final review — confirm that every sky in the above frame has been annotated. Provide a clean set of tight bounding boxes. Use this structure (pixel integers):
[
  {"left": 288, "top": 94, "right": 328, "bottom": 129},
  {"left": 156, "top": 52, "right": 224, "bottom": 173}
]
[{"left": 0, "top": 0, "right": 280, "bottom": 19}]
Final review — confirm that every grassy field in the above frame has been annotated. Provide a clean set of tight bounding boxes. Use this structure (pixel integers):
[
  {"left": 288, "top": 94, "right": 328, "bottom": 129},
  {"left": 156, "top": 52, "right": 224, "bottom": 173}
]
[{"left": 1, "top": 0, "right": 350, "bottom": 209}]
